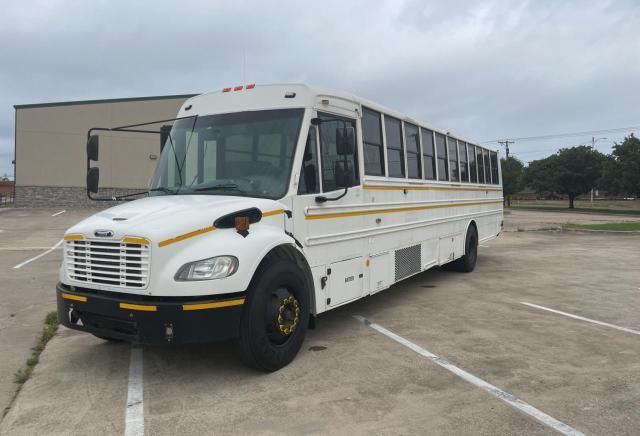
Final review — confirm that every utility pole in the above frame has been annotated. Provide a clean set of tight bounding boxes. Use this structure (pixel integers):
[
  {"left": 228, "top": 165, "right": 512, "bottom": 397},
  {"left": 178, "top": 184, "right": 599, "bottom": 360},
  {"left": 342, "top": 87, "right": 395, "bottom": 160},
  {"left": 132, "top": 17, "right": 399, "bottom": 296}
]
[{"left": 498, "top": 140, "right": 514, "bottom": 158}]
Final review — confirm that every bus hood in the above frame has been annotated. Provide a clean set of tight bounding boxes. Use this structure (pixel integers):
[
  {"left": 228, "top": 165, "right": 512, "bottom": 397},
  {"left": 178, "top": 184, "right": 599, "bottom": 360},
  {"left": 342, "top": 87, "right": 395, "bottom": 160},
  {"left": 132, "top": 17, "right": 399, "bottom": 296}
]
[{"left": 65, "top": 195, "right": 288, "bottom": 244}]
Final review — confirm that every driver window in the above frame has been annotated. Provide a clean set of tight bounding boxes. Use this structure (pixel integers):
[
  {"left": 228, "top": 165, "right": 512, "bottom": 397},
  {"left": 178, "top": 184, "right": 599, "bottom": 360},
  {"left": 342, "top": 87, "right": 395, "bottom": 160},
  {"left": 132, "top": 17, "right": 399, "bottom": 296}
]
[
  {"left": 318, "top": 113, "right": 359, "bottom": 192},
  {"left": 298, "top": 127, "right": 319, "bottom": 194}
]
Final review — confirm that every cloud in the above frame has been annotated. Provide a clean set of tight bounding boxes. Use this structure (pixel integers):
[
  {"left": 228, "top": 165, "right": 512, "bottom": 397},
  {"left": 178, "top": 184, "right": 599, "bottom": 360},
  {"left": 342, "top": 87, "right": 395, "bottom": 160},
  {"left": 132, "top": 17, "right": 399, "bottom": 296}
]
[{"left": 1, "top": 0, "right": 639, "bottom": 176}]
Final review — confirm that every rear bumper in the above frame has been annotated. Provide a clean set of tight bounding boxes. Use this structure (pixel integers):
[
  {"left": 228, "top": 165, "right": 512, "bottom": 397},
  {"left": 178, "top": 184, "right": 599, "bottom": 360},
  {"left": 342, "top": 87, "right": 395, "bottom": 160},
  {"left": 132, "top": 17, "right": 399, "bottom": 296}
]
[{"left": 56, "top": 283, "right": 245, "bottom": 345}]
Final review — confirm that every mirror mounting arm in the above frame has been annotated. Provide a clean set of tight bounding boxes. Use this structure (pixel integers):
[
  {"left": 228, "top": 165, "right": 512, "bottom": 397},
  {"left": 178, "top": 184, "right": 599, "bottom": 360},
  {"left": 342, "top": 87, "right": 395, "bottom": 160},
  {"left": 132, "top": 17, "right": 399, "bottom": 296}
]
[{"left": 314, "top": 186, "right": 348, "bottom": 203}]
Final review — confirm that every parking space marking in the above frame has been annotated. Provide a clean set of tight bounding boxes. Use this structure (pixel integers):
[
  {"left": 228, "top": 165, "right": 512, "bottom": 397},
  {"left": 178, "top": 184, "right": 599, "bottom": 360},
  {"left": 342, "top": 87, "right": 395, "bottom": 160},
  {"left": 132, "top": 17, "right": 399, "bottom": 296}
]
[
  {"left": 354, "top": 315, "right": 585, "bottom": 436},
  {"left": 51, "top": 210, "right": 66, "bottom": 217},
  {"left": 12, "top": 239, "right": 63, "bottom": 269},
  {"left": 125, "top": 347, "right": 144, "bottom": 436},
  {"left": 521, "top": 302, "right": 640, "bottom": 336}
]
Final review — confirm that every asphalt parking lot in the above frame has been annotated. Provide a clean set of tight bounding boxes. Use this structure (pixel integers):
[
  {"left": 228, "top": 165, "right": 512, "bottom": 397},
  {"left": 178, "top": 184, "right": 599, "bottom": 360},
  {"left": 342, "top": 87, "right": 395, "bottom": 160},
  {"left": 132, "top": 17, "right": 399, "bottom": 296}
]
[{"left": 1, "top": 207, "right": 639, "bottom": 435}]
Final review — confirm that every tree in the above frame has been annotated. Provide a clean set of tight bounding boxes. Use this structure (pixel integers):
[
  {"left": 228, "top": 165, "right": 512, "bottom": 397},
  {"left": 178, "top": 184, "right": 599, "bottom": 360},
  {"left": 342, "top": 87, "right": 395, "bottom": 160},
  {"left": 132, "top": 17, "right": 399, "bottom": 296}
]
[
  {"left": 601, "top": 134, "right": 640, "bottom": 197},
  {"left": 524, "top": 145, "right": 605, "bottom": 208},
  {"left": 500, "top": 156, "right": 524, "bottom": 206}
]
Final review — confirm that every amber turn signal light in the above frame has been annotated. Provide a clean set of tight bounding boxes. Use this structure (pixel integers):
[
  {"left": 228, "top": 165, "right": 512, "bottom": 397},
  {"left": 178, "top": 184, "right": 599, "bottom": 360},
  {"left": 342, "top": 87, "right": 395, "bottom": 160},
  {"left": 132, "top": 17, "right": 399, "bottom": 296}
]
[{"left": 234, "top": 216, "right": 250, "bottom": 232}]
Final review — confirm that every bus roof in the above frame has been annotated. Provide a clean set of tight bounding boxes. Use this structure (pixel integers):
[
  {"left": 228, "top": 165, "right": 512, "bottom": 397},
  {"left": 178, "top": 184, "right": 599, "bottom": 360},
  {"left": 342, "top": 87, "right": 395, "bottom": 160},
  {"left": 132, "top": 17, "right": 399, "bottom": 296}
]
[{"left": 182, "top": 83, "right": 495, "bottom": 152}]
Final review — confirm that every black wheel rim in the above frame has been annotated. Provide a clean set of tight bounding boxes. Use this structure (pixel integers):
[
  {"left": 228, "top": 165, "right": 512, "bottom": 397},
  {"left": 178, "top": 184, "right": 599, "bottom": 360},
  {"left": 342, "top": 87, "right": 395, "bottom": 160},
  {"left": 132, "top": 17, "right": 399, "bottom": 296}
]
[{"left": 265, "top": 286, "right": 301, "bottom": 345}]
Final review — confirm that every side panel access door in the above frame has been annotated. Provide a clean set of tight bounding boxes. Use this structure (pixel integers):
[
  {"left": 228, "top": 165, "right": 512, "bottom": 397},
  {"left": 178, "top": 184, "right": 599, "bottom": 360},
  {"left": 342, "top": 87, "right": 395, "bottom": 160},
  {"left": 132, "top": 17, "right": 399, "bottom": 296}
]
[{"left": 328, "top": 257, "right": 364, "bottom": 307}]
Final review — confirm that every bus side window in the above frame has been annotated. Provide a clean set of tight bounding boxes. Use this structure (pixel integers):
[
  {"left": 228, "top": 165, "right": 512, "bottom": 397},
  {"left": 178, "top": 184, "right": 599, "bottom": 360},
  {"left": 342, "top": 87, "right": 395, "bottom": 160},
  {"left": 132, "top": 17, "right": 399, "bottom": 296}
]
[
  {"left": 318, "top": 113, "right": 359, "bottom": 192},
  {"left": 298, "top": 127, "right": 319, "bottom": 194}
]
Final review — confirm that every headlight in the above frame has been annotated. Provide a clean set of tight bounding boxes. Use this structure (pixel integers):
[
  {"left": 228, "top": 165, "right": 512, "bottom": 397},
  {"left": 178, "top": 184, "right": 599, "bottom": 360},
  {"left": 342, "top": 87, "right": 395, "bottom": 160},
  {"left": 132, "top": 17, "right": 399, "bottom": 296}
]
[{"left": 175, "top": 256, "right": 238, "bottom": 281}]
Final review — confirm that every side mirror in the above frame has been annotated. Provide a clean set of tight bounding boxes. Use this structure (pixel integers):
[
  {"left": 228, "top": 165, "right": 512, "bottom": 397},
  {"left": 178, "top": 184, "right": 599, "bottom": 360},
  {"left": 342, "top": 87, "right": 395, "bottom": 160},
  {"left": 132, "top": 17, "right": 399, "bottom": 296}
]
[
  {"left": 335, "top": 160, "right": 354, "bottom": 188},
  {"left": 336, "top": 127, "right": 355, "bottom": 155},
  {"left": 87, "top": 135, "right": 99, "bottom": 161},
  {"left": 87, "top": 167, "right": 100, "bottom": 194}
]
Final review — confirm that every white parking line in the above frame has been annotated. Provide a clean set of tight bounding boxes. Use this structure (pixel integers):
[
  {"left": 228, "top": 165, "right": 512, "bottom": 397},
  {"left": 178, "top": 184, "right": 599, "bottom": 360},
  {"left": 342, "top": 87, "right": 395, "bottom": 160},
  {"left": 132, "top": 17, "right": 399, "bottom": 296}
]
[
  {"left": 51, "top": 210, "right": 66, "bottom": 217},
  {"left": 521, "top": 302, "right": 640, "bottom": 336},
  {"left": 12, "top": 239, "right": 63, "bottom": 269},
  {"left": 354, "top": 315, "right": 584, "bottom": 436},
  {"left": 480, "top": 244, "right": 489, "bottom": 248},
  {"left": 125, "top": 347, "right": 144, "bottom": 436}
]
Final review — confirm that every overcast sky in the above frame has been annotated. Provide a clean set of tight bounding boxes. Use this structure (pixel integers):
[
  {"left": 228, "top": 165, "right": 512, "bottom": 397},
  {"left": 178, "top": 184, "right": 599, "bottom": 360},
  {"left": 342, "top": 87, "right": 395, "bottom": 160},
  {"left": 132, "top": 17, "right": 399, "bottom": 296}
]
[{"left": 1, "top": 0, "right": 639, "bottom": 178}]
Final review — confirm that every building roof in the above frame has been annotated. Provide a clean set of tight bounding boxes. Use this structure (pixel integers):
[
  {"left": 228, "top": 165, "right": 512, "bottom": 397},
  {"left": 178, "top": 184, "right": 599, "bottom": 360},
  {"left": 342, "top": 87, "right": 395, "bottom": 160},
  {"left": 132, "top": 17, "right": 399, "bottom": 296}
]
[{"left": 14, "top": 94, "right": 198, "bottom": 110}]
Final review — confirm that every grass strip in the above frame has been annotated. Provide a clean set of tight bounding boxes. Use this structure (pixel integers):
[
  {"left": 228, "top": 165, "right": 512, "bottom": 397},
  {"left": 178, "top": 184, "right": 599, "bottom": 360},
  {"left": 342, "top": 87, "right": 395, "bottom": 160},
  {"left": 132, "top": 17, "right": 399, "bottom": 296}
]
[
  {"left": 510, "top": 206, "right": 640, "bottom": 216},
  {"left": 14, "top": 312, "right": 59, "bottom": 384},
  {"left": 564, "top": 222, "right": 640, "bottom": 232}
]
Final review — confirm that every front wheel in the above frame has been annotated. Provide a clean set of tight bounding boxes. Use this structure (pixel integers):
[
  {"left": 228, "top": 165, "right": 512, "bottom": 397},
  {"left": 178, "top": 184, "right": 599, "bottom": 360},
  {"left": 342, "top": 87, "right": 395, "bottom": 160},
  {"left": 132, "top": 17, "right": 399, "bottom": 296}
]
[
  {"left": 451, "top": 225, "right": 478, "bottom": 273},
  {"left": 236, "top": 260, "right": 310, "bottom": 372}
]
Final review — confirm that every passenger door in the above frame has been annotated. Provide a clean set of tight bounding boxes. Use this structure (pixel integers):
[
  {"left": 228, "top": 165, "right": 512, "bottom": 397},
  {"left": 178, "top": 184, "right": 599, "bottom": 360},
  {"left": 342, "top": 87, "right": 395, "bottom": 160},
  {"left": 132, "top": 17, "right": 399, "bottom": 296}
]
[{"left": 291, "top": 111, "right": 365, "bottom": 310}]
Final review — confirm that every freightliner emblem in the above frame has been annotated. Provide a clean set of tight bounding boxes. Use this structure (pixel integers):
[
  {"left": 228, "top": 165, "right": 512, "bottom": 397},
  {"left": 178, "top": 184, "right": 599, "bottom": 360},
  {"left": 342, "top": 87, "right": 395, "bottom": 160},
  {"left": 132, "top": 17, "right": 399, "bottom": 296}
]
[{"left": 94, "top": 229, "right": 114, "bottom": 238}]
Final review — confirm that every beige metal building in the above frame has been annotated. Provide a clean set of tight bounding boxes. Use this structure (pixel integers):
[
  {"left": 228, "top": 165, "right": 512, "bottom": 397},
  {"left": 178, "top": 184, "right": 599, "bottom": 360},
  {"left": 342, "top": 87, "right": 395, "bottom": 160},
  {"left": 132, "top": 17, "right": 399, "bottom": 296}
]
[{"left": 14, "top": 94, "right": 196, "bottom": 207}]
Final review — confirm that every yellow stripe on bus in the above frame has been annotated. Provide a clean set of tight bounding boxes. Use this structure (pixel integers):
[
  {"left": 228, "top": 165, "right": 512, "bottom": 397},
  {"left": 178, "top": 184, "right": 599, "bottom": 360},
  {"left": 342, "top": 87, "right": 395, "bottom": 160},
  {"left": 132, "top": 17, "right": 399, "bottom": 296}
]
[
  {"left": 119, "top": 302, "right": 157, "bottom": 312},
  {"left": 305, "top": 200, "right": 503, "bottom": 220},
  {"left": 182, "top": 298, "right": 245, "bottom": 311},
  {"left": 61, "top": 292, "right": 87, "bottom": 302},
  {"left": 363, "top": 184, "right": 503, "bottom": 192},
  {"left": 63, "top": 234, "right": 84, "bottom": 241},
  {"left": 262, "top": 209, "right": 285, "bottom": 218},
  {"left": 158, "top": 226, "right": 216, "bottom": 248},
  {"left": 122, "top": 236, "right": 150, "bottom": 245}
]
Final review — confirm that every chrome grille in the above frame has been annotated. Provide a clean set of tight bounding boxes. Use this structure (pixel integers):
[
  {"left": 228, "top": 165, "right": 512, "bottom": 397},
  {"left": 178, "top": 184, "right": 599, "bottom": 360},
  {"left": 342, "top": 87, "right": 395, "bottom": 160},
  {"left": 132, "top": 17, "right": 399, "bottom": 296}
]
[{"left": 65, "top": 239, "right": 150, "bottom": 288}]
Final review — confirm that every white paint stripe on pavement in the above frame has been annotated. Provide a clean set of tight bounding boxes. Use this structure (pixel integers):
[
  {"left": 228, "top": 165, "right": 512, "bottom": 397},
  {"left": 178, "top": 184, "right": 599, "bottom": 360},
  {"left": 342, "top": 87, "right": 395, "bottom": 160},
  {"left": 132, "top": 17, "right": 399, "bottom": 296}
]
[
  {"left": 354, "top": 315, "right": 584, "bottom": 436},
  {"left": 12, "top": 239, "right": 63, "bottom": 269},
  {"left": 125, "top": 347, "right": 144, "bottom": 436},
  {"left": 51, "top": 210, "right": 66, "bottom": 217},
  {"left": 521, "top": 302, "right": 640, "bottom": 336}
]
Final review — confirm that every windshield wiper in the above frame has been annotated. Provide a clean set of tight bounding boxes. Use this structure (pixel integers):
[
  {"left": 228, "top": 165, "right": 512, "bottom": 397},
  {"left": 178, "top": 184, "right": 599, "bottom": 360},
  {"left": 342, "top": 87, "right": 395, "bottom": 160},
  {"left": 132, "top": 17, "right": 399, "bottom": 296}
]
[
  {"left": 194, "top": 183, "right": 245, "bottom": 193},
  {"left": 149, "top": 187, "right": 178, "bottom": 194}
]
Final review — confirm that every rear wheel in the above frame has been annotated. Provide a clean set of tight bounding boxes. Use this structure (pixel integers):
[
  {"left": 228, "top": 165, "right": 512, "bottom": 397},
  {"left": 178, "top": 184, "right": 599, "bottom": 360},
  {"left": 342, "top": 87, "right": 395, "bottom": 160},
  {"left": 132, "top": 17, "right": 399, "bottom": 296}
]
[
  {"left": 236, "top": 260, "right": 310, "bottom": 372},
  {"left": 451, "top": 225, "right": 478, "bottom": 273}
]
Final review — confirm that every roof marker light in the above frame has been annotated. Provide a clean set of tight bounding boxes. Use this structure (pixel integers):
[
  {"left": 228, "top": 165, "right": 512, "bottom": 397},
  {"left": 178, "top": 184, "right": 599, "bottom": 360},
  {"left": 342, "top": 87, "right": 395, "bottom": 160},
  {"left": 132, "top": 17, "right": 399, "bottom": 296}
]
[
  {"left": 246, "top": 84, "right": 255, "bottom": 89},
  {"left": 234, "top": 85, "right": 243, "bottom": 91},
  {"left": 222, "top": 87, "right": 232, "bottom": 93}
]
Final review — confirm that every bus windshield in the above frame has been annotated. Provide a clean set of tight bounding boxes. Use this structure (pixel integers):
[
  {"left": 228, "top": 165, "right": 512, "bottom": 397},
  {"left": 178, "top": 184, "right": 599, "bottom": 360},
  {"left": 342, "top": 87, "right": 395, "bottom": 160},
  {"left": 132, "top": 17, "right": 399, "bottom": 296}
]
[{"left": 150, "top": 108, "right": 304, "bottom": 199}]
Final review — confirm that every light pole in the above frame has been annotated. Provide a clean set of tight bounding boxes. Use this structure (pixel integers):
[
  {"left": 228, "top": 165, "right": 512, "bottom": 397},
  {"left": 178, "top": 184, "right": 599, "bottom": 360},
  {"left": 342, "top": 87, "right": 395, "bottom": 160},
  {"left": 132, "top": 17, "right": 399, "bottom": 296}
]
[
  {"left": 590, "top": 137, "right": 607, "bottom": 207},
  {"left": 591, "top": 136, "right": 607, "bottom": 147}
]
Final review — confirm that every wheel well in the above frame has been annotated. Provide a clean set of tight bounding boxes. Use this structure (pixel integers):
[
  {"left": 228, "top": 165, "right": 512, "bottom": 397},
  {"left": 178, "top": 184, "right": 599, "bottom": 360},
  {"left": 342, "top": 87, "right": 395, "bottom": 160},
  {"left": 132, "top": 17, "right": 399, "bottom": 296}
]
[{"left": 258, "top": 244, "right": 316, "bottom": 317}]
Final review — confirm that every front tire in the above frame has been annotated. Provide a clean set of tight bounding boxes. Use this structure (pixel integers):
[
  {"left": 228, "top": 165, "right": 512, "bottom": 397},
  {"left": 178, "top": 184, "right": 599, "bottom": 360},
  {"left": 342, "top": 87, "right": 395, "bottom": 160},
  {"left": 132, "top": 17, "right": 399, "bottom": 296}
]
[
  {"left": 451, "top": 225, "right": 478, "bottom": 273},
  {"left": 236, "top": 259, "right": 310, "bottom": 372}
]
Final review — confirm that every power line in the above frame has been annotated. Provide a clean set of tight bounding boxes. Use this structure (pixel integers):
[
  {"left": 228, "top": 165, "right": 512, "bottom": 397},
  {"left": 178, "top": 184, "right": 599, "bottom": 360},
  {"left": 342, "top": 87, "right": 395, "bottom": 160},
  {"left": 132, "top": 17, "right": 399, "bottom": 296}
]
[{"left": 482, "top": 124, "right": 640, "bottom": 144}]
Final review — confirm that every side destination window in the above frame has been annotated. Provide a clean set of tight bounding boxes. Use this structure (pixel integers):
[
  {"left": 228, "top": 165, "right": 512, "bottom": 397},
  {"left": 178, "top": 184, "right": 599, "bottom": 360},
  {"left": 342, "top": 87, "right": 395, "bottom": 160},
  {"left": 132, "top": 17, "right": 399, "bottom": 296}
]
[
  {"left": 448, "top": 137, "right": 459, "bottom": 182},
  {"left": 468, "top": 144, "right": 478, "bottom": 183},
  {"left": 476, "top": 146, "right": 486, "bottom": 184},
  {"left": 384, "top": 115, "right": 405, "bottom": 178},
  {"left": 362, "top": 108, "right": 384, "bottom": 176},
  {"left": 421, "top": 128, "right": 436, "bottom": 180},
  {"left": 490, "top": 151, "right": 499, "bottom": 184},
  {"left": 318, "top": 112, "right": 359, "bottom": 192},
  {"left": 435, "top": 133, "right": 448, "bottom": 181},
  {"left": 483, "top": 149, "right": 491, "bottom": 185},
  {"left": 404, "top": 122, "right": 421, "bottom": 179},
  {"left": 458, "top": 141, "right": 469, "bottom": 183},
  {"left": 297, "top": 126, "right": 319, "bottom": 194}
]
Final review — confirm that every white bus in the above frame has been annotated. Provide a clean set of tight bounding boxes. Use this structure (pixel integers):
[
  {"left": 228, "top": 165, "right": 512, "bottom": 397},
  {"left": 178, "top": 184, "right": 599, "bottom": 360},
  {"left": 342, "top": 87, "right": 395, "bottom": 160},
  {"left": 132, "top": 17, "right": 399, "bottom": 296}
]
[{"left": 57, "top": 84, "right": 503, "bottom": 371}]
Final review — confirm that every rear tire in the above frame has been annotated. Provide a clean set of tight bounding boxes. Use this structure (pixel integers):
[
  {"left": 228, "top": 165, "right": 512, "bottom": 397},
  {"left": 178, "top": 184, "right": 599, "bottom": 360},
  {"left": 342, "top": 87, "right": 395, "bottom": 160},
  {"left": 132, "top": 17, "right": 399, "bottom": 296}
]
[
  {"left": 236, "top": 259, "right": 310, "bottom": 372},
  {"left": 451, "top": 225, "right": 478, "bottom": 273}
]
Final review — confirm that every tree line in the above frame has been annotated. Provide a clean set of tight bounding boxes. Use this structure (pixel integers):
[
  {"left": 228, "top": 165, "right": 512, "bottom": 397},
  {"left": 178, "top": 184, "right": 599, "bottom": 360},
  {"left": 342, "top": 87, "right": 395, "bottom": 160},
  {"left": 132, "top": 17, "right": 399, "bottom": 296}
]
[{"left": 500, "top": 134, "right": 640, "bottom": 208}]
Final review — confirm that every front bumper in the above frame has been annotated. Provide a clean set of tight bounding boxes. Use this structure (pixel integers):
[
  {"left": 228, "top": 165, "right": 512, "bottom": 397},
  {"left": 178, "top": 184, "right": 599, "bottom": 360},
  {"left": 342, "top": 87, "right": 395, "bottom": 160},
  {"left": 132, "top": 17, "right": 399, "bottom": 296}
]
[{"left": 56, "top": 283, "right": 246, "bottom": 345}]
